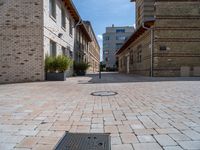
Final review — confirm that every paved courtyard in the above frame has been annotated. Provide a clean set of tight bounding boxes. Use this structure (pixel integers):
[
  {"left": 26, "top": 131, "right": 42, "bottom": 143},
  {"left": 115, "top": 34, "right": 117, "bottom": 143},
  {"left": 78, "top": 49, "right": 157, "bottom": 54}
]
[{"left": 0, "top": 73, "right": 200, "bottom": 150}]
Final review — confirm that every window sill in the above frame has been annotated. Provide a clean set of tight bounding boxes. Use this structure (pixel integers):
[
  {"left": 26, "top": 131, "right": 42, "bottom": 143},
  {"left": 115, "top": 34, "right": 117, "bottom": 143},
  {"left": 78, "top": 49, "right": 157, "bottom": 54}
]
[
  {"left": 61, "top": 26, "right": 66, "bottom": 31},
  {"left": 49, "top": 15, "right": 56, "bottom": 23},
  {"left": 69, "top": 34, "right": 73, "bottom": 38}
]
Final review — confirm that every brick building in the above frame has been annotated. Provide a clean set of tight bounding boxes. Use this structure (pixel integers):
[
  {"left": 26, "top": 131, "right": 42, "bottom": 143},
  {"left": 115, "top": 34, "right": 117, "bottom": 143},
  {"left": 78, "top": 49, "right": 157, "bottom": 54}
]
[
  {"left": 116, "top": 0, "right": 200, "bottom": 77},
  {"left": 84, "top": 21, "right": 100, "bottom": 72},
  {"left": 0, "top": 0, "right": 99, "bottom": 84},
  {"left": 74, "top": 21, "right": 100, "bottom": 73}
]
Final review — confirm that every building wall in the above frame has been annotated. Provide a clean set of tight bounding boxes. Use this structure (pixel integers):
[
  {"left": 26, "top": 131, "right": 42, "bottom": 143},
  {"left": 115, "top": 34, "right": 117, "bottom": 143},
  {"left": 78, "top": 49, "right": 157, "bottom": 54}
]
[
  {"left": 84, "top": 21, "right": 100, "bottom": 73},
  {"left": 153, "top": 1, "right": 200, "bottom": 77},
  {"left": 43, "top": 0, "right": 75, "bottom": 76},
  {"left": 103, "top": 26, "right": 134, "bottom": 69},
  {"left": 135, "top": 0, "right": 155, "bottom": 28},
  {"left": 74, "top": 25, "right": 90, "bottom": 64},
  {"left": 118, "top": 0, "right": 200, "bottom": 77},
  {"left": 118, "top": 30, "right": 152, "bottom": 76},
  {"left": 0, "top": 0, "right": 44, "bottom": 83}
]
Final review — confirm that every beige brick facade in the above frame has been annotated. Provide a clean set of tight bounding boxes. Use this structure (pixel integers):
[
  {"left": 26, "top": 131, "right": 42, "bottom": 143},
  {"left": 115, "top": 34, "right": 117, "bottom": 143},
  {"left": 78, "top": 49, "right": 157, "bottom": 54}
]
[
  {"left": 117, "top": 0, "right": 200, "bottom": 77},
  {"left": 84, "top": 21, "right": 100, "bottom": 72},
  {"left": 0, "top": 0, "right": 44, "bottom": 83}
]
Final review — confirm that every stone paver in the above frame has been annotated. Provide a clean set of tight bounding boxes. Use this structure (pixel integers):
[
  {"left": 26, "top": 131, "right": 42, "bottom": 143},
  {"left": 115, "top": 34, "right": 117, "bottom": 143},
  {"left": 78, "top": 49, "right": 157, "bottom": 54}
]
[
  {"left": 154, "top": 135, "right": 177, "bottom": 146},
  {"left": 133, "top": 143, "right": 163, "bottom": 150},
  {"left": 0, "top": 73, "right": 200, "bottom": 150}
]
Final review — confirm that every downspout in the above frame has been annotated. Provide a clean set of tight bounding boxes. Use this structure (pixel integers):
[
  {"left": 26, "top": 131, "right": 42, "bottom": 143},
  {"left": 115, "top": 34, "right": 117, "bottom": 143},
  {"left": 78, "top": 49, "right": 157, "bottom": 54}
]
[{"left": 142, "top": 23, "right": 154, "bottom": 77}]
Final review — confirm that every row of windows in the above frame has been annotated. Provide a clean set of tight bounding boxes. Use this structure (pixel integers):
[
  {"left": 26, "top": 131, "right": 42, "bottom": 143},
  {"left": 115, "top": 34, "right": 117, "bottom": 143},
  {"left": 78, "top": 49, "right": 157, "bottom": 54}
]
[
  {"left": 49, "top": 40, "right": 72, "bottom": 57},
  {"left": 49, "top": 0, "right": 73, "bottom": 35},
  {"left": 104, "top": 36, "right": 127, "bottom": 41},
  {"left": 116, "top": 29, "right": 125, "bottom": 33}
]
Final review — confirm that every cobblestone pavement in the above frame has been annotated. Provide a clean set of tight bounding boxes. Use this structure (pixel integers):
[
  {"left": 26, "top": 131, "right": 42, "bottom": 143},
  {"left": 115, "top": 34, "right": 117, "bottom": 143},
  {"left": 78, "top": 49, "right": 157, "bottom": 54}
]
[{"left": 0, "top": 73, "right": 200, "bottom": 150}]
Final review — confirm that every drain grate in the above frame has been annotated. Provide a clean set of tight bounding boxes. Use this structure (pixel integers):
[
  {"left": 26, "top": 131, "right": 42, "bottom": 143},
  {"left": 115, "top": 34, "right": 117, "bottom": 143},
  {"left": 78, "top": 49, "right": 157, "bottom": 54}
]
[
  {"left": 55, "top": 132, "right": 111, "bottom": 150},
  {"left": 91, "top": 91, "right": 118, "bottom": 96}
]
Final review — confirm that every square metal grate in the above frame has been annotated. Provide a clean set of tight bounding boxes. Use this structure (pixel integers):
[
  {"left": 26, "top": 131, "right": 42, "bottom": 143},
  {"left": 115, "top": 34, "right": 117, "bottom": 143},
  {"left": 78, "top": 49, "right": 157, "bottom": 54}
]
[{"left": 54, "top": 132, "right": 111, "bottom": 150}]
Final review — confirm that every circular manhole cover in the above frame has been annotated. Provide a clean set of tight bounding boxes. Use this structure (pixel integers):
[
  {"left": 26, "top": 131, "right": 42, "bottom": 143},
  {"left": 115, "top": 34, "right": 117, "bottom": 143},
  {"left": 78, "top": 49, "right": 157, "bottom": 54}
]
[{"left": 91, "top": 91, "right": 118, "bottom": 96}]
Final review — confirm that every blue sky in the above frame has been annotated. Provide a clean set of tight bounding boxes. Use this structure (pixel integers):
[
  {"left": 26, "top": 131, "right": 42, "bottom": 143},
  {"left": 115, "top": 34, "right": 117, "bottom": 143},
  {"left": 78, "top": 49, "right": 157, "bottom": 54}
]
[{"left": 72, "top": 0, "right": 136, "bottom": 61}]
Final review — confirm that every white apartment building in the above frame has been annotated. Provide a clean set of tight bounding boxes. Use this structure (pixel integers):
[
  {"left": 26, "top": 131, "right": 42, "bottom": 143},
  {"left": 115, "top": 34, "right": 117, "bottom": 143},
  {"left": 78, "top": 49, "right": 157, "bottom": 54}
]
[{"left": 103, "top": 25, "right": 134, "bottom": 70}]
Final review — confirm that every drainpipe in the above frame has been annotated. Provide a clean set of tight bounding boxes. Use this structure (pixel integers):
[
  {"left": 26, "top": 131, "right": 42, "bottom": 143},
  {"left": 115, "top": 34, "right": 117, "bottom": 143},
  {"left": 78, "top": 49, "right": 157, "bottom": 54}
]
[{"left": 142, "top": 23, "right": 154, "bottom": 77}]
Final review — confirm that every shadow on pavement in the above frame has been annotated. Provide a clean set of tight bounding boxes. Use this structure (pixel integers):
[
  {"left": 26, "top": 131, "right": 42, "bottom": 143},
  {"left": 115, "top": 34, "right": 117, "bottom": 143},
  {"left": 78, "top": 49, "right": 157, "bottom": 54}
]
[{"left": 79, "top": 72, "right": 200, "bottom": 84}]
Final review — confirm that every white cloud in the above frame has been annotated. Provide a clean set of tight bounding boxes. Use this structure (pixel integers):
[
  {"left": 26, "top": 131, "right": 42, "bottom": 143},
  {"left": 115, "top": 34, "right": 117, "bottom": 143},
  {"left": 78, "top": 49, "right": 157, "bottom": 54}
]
[{"left": 97, "top": 34, "right": 103, "bottom": 40}]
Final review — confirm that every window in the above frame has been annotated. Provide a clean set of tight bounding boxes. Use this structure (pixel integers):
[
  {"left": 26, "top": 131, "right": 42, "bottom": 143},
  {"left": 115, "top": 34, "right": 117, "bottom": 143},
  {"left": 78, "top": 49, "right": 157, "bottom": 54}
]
[
  {"left": 116, "top": 36, "right": 126, "bottom": 41},
  {"left": 137, "top": 51, "right": 142, "bottom": 63},
  {"left": 116, "top": 29, "right": 125, "bottom": 33},
  {"left": 49, "top": 0, "right": 56, "bottom": 19},
  {"left": 50, "top": 40, "right": 56, "bottom": 56},
  {"left": 160, "top": 45, "right": 167, "bottom": 51},
  {"left": 130, "top": 51, "right": 133, "bottom": 64},
  {"left": 62, "top": 46, "right": 66, "bottom": 55},
  {"left": 104, "top": 36, "right": 109, "bottom": 41},
  {"left": 61, "top": 8, "right": 66, "bottom": 28},
  {"left": 69, "top": 18, "right": 73, "bottom": 36},
  {"left": 67, "top": 46, "right": 73, "bottom": 58},
  {"left": 116, "top": 43, "right": 123, "bottom": 50},
  {"left": 137, "top": 45, "right": 142, "bottom": 63}
]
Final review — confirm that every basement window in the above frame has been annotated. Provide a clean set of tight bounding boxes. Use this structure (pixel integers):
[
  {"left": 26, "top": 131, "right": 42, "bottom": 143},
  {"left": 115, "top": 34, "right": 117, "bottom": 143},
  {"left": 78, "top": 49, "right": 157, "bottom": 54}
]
[{"left": 160, "top": 45, "right": 167, "bottom": 51}]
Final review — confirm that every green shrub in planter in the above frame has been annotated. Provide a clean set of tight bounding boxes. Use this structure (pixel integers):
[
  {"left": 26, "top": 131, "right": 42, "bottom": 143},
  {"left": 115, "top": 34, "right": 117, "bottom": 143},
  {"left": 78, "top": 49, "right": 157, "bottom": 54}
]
[
  {"left": 45, "top": 55, "right": 72, "bottom": 81},
  {"left": 55, "top": 55, "right": 72, "bottom": 73},
  {"left": 74, "top": 61, "right": 90, "bottom": 76}
]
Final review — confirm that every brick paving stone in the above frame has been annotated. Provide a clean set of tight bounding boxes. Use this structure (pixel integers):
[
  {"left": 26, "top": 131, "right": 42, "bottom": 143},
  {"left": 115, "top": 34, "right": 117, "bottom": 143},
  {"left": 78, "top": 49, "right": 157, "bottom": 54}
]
[
  {"left": 0, "top": 143, "right": 16, "bottom": 150},
  {"left": 178, "top": 141, "right": 200, "bottom": 150},
  {"left": 3, "top": 135, "right": 25, "bottom": 144},
  {"left": 134, "top": 129, "right": 157, "bottom": 135},
  {"left": 0, "top": 73, "right": 200, "bottom": 150},
  {"left": 38, "top": 137, "right": 60, "bottom": 145},
  {"left": 117, "top": 125, "right": 132, "bottom": 133},
  {"left": 137, "top": 135, "right": 156, "bottom": 143},
  {"left": 16, "top": 137, "right": 39, "bottom": 149},
  {"left": 182, "top": 130, "right": 200, "bottom": 140},
  {"left": 154, "top": 135, "right": 177, "bottom": 146},
  {"left": 164, "top": 146, "right": 183, "bottom": 150},
  {"left": 17, "top": 130, "right": 39, "bottom": 136},
  {"left": 133, "top": 143, "right": 163, "bottom": 150},
  {"left": 112, "top": 144, "right": 134, "bottom": 150},
  {"left": 111, "top": 136, "right": 122, "bottom": 145},
  {"left": 32, "top": 144, "right": 54, "bottom": 150},
  {"left": 105, "top": 125, "right": 118, "bottom": 133},
  {"left": 120, "top": 133, "right": 139, "bottom": 144},
  {"left": 156, "top": 128, "right": 180, "bottom": 134},
  {"left": 169, "top": 133, "right": 191, "bottom": 141}
]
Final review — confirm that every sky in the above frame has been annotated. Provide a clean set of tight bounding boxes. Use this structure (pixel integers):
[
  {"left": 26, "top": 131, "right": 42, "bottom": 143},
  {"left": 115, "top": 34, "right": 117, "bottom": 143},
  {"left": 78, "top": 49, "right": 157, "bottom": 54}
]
[{"left": 72, "top": 0, "right": 136, "bottom": 61}]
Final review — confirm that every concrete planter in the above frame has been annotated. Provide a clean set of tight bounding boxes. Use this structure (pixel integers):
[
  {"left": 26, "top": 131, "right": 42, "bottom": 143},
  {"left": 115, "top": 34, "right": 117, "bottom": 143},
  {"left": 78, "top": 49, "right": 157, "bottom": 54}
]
[
  {"left": 76, "top": 70, "right": 86, "bottom": 76},
  {"left": 46, "top": 72, "right": 67, "bottom": 81}
]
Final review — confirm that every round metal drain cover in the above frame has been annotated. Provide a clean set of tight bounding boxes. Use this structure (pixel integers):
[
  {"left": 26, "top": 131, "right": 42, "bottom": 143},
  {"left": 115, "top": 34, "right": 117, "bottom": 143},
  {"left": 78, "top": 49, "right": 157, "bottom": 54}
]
[{"left": 91, "top": 91, "right": 118, "bottom": 96}]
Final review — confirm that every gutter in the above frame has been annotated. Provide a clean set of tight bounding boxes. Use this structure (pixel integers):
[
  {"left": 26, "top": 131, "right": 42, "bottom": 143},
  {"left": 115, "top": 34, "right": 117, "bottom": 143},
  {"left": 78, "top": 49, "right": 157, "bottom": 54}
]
[{"left": 142, "top": 22, "right": 154, "bottom": 77}]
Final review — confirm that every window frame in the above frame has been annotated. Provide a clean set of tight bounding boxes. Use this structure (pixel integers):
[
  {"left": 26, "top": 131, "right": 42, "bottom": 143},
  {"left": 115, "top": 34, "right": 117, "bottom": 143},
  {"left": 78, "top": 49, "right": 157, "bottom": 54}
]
[
  {"left": 50, "top": 40, "right": 57, "bottom": 57},
  {"left": 69, "top": 18, "right": 73, "bottom": 36},
  {"left": 49, "top": 0, "right": 56, "bottom": 20},
  {"left": 61, "top": 7, "right": 66, "bottom": 29}
]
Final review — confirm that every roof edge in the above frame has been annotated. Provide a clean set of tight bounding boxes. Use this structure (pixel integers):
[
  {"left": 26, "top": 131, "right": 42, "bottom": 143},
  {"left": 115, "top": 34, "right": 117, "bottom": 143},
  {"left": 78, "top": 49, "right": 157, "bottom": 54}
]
[{"left": 116, "top": 20, "right": 155, "bottom": 55}]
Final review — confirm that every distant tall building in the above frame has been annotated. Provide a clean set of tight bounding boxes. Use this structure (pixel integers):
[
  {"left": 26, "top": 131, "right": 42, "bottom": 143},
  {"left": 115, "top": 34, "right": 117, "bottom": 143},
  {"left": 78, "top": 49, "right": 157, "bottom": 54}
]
[{"left": 103, "top": 25, "right": 134, "bottom": 70}]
